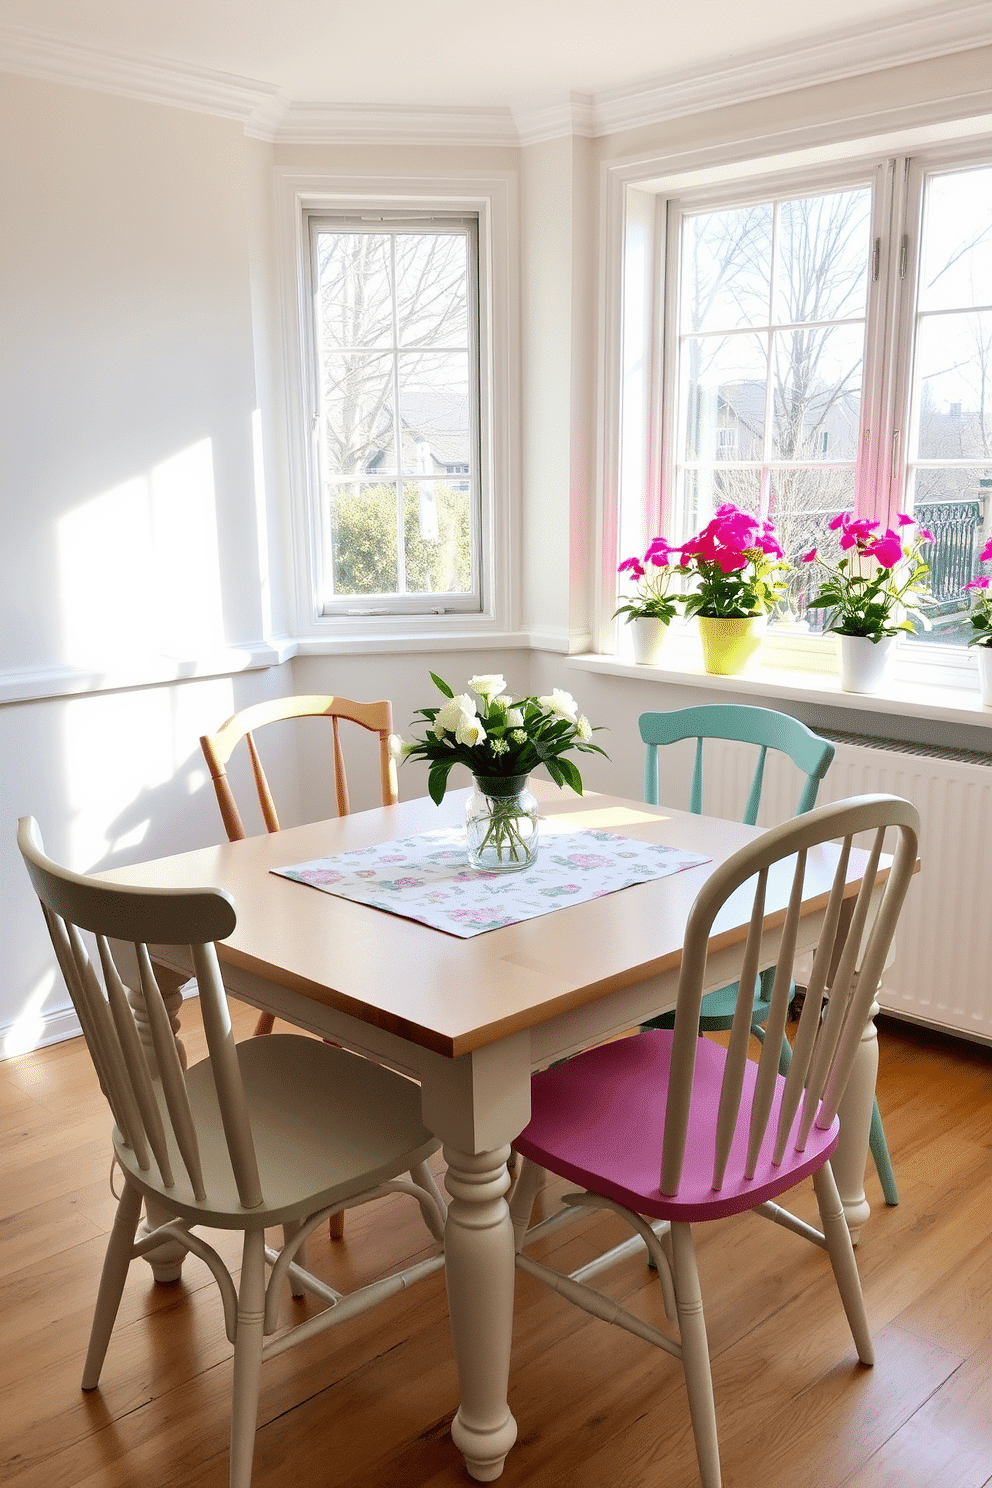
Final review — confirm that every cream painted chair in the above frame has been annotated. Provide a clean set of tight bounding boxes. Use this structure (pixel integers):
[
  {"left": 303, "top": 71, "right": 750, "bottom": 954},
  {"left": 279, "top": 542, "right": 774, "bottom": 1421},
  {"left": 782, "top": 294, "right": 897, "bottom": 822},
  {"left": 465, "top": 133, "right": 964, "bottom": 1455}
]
[
  {"left": 18, "top": 816, "right": 444, "bottom": 1488},
  {"left": 509, "top": 795, "right": 919, "bottom": 1488},
  {"left": 200, "top": 694, "right": 401, "bottom": 1238}
]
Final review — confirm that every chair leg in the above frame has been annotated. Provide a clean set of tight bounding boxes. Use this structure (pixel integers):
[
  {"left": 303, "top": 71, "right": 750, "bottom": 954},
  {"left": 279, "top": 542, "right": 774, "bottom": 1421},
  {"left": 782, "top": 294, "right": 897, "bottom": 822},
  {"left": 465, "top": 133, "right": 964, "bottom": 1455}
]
[
  {"left": 508, "top": 1156, "right": 545, "bottom": 1252},
  {"left": 230, "top": 1229, "right": 267, "bottom": 1488},
  {"left": 281, "top": 1223, "right": 308, "bottom": 1297},
  {"left": 82, "top": 1180, "right": 143, "bottom": 1390},
  {"left": 253, "top": 1011, "right": 276, "bottom": 1036},
  {"left": 670, "top": 1222, "right": 721, "bottom": 1488},
  {"left": 869, "top": 1098, "right": 899, "bottom": 1206},
  {"left": 812, "top": 1163, "right": 874, "bottom": 1366},
  {"left": 409, "top": 1159, "right": 448, "bottom": 1242}
]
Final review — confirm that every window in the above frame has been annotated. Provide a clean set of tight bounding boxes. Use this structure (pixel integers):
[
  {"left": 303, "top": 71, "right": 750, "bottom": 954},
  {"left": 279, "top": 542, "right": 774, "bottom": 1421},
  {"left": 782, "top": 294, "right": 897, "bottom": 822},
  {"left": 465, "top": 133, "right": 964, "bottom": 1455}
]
[
  {"left": 620, "top": 145, "right": 992, "bottom": 648},
  {"left": 306, "top": 213, "right": 481, "bottom": 614}
]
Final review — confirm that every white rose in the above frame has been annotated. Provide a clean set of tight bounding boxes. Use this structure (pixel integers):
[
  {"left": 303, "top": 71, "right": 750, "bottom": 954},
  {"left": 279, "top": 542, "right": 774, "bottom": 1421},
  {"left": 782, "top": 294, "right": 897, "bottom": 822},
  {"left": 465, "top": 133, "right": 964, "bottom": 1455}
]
[
  {"left": 436, "top": 693, "right": 477, "bottom": 732},
  {"left": 505, "top": 707, "right": 524, "bottom": 727},
  {"left": 467, "top": 673, "right": 507, "bottom": 701},
  {"left": 537, "top": 688, "right": 579, "bottom": 723},
  {"left": 576, "top": 715, "right": 592, "bottom": 742},
  {"left": 387, "top": 733, "right": 413, "bottom": 760},
  {"left": 455, "top": 712, "right": 487, "bottom": 747}
]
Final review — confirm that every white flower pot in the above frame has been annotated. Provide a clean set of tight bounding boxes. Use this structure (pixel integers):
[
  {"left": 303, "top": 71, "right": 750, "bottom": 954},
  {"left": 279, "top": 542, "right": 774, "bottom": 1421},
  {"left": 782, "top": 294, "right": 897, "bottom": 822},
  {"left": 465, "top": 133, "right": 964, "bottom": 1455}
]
[
  {"left": 977, "top": 646, "right": 992, "bottom": 707},
  {"left": 838, "top": 634, "right": 895, "bottom": 694},
  {"left": 628, "top": 616, "right": 671, "bottom": 665}
]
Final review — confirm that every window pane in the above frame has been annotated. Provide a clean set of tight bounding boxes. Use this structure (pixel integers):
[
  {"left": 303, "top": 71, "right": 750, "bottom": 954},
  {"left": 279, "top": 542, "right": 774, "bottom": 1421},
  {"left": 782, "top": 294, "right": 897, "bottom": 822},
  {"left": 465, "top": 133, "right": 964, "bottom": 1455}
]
[
  {"left": 772, "top": 323, "right": 864, "bottom": 461},
  {"left": 322, "top": 353, "right": 395, "bottom": 475},
  {"left": 402, "top": 481, "right": 473, "bottom": 594},
  {"left": 680, "top": 205, "right": 772, "bottom": 332},
  {"left": 315, "top": 232, "right": 394, "bottom": 349},
  {"left": 681, "top": 332, "right": 766, "bottom": 461},
  {"left": 770, "top": 471, "right": 854, "bottom": 627},
  {"left": 681, "top": 467, "right": 762, "bottom": 534},
  {"left": 327, "top": 481, "right": 399, "bottom": 595},
  {"left": 914, "top": 312, "right": 992, "bottom": 460},
  {"left": 918, "top": 166, "right": 992, "bottom": 313},
  {"left": 774, "top": 190, "right": 872, "bottom": 325},
  {"left": 395, "top": 232, "right": 469, "bottom": 347},
  {"left": 398, "top": 352, "right": 471, "bottom": 476}
]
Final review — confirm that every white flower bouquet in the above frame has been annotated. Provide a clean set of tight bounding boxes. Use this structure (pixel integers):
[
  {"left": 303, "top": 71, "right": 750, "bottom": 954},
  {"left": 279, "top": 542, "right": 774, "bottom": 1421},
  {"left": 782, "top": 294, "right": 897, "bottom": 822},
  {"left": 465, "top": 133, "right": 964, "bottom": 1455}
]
[{"left": 393, "top": 672, "right": 607, "bottom": 805}]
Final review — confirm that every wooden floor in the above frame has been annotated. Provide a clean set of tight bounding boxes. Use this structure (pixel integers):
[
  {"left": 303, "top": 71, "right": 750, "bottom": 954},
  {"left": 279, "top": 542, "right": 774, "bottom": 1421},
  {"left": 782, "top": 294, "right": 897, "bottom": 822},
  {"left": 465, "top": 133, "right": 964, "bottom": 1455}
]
[{"left": 2, "top": 1005, "right": 990, "bottom": 1488}]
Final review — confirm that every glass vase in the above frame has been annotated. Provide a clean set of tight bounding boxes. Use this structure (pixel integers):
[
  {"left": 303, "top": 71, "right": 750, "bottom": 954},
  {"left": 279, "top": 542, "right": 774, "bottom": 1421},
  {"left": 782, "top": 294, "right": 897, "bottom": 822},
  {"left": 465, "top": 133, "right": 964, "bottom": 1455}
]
[{"left": 465, "top": 774, "right": 539, "bottom": 872}]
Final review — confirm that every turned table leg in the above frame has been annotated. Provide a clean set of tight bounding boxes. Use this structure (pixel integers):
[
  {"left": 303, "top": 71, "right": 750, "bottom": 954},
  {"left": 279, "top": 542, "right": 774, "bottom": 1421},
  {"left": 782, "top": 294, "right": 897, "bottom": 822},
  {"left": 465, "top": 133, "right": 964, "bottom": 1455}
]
[
  {"left": 832, "top": 995, "right": 879, "bottom": 1245},
  {"left": 442, "top": 1144, "right": 518, "bottom": 1482}
]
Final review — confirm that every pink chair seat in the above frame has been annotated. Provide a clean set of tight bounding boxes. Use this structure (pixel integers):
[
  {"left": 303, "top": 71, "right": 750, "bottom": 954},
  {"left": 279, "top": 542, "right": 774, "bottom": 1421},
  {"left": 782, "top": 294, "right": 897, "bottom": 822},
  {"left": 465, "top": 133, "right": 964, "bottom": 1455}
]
[{"left": 514, "top": 1030, "right": 839, "bottom": 1223}]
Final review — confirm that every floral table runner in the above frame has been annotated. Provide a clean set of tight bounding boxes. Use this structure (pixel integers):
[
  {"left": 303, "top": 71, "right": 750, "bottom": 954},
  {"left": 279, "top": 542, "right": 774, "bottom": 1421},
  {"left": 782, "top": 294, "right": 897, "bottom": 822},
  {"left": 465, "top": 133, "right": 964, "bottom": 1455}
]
[{"left": 273, "top": 826, "right": 711, "bottom": 938}]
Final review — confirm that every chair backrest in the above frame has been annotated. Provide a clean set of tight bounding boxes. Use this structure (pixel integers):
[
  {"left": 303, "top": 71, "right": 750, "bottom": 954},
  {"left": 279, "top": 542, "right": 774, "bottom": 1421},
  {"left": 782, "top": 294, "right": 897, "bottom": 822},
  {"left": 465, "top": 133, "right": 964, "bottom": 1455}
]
[
  {"left": 200, "top": 694, "right": 398, "bottom": 842},
  {"left": 639, "top": 704, "right": 835, "bottom": 824},
  {"left": 17, "top": 817, "right": 264, "bottom": 1211},
  {"left": 660, "top": 794, "right": 919, "bottom": 1198}
]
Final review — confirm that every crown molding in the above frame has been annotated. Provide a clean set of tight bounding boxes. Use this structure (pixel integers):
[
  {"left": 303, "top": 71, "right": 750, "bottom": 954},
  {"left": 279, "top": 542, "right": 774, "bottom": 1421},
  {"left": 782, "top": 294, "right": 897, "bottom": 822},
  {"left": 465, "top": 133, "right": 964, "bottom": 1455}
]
[
  {"left": 0, "top": 20, "right": 285, "bottom": 133},
  {"left": 2, "top": 2, "right": 992, "bottom": 147},
  {"left": 590, "top": 1, "right": 992, "bottom": 139},
  {"left": 514, "top": 93, "right": 596, "bottom": 146},
  {"left": 273, "top": 101, "right": 518, "bottom": 147}
]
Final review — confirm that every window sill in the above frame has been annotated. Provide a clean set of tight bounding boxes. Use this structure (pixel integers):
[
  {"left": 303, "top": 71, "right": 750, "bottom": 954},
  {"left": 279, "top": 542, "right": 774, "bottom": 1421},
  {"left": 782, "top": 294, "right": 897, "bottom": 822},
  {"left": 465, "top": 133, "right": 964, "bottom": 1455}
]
[{"left": 567, "top": 630, "right": 992, "bottom": 731}]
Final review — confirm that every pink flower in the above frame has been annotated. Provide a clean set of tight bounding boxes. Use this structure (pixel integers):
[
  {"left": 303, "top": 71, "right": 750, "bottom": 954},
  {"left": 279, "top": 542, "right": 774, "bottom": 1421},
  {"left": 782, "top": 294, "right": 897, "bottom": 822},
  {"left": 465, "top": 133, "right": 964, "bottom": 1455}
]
[
  {"left": 966, "top": 576, "right": 991, "bottom": 590},
  {"left": 618, "top": 556, "right": 645, "bottom": 580},
  {"left": 800, "top": 547, "right": 817, "bottom": 563},
  {"left": 715, "top": 549, "right": 748, "bottom": 573},
  {"left": 918, "top": 527, "right": 934, "bottom": 543},
  {"left": 644, "top": 536, "right": 674, "bottom": 567},
  {"left": 754, "top": 531, "right": 783, "bottom": 557},
  {"left": 871, "top": 535, "right": 903, "bottom": 569},
  {"left": 828, "top": 511, "right": 852, "bottom": 530},
  {"left": 979, "top": 538, "right": 992, "bottom": 563},
  {"left": 897, "top": 512, "right": 916, "bottom": 526}
]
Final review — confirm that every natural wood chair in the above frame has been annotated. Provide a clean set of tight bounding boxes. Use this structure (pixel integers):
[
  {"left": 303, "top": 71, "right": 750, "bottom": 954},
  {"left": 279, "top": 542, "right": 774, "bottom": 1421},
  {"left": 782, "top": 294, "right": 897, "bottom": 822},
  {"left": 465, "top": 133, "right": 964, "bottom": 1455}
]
[
  {"left": 18, "top": 816, "right": 445, "bottom": 1488},
  {"left": 509, "top": 794, "right": 920, "bottom": 1488},
  {"left": 639, "top": 704, "right": 900, "bottom": 1205},
  {"left": 201, "top": 693, "right": 398, "bottom": 1040}
]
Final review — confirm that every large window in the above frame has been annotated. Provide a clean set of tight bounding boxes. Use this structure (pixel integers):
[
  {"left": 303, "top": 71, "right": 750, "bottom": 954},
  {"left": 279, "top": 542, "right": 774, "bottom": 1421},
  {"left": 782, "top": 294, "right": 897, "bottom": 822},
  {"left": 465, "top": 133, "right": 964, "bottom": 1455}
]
[
  {"left": 306, "top": 212, "right": 482, "bottom": 615},
  {"left": 631, "top": 148, "right": 992, "bottom": 646}
]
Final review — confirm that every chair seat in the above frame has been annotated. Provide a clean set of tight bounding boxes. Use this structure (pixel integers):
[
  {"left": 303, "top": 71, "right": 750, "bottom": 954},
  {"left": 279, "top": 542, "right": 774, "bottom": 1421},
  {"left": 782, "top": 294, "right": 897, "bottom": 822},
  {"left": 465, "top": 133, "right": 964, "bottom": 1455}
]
[
  {"left": 115, "top": 1035, "right": 440, "bottom": 1228},
  {"left": 514, "top": 1030, "right": 839, "bottom": 1223}
]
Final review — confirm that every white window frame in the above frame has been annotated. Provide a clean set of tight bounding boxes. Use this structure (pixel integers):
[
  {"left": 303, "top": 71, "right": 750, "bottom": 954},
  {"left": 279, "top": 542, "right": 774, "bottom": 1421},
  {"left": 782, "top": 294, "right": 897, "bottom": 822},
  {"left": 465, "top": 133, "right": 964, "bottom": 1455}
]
[
  {"left": 599, "top": 115, "right": 992, "bottom": 678},
  {"left": 277, "top": 168, "right": 517, "bottom": 648}
]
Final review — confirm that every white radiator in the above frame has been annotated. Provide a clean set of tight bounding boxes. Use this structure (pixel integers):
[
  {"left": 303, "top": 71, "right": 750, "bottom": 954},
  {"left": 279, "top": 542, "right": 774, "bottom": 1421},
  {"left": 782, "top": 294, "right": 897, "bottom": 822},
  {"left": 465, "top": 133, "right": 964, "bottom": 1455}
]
[{"left": 690, "top": 731, "right": 992, "bottom": 1045}]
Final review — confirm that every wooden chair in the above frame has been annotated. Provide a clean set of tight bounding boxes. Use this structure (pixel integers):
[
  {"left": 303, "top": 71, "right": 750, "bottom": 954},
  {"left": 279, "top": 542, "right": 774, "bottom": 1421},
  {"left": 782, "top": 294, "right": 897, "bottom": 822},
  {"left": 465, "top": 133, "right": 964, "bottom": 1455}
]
[
  {"left": 18, "top": 816, "right": 445, "bottom": 1488},
  {"left": 509, "top": 794, "right": 920, "bottom": 1488},
  {"left": 639, "top": 703, "right": 900, "bottom": 1204},
  {"left": 200, "top": 693, "right": 398, "bottom": 1043}
]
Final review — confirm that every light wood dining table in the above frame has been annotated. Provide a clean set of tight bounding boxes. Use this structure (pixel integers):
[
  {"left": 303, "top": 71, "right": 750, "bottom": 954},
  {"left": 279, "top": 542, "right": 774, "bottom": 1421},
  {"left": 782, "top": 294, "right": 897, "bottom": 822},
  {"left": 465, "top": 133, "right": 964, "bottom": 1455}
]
[{"left": 100, "top": 782, "right": 890, "bottom": 1483}]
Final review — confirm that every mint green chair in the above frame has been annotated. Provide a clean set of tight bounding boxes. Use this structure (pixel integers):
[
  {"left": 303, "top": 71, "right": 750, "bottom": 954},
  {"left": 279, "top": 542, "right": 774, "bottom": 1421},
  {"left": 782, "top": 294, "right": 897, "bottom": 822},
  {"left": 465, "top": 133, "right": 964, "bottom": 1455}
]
[{"left": 639, "top": 703, "right": 899, "bottom": 1205}]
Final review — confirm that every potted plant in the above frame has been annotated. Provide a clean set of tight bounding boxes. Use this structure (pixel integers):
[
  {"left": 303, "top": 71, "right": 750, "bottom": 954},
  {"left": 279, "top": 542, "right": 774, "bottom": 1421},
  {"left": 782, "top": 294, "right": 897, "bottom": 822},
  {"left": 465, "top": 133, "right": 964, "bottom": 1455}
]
[
  {"left": 678, "top": 504, "right": 790, "bottom": 674},
  {"left": 965, "top": 536, "right": 992, "bottom": 705},
  {"left": 614, "top": 537, "right": 682, "bottom": 664},
  {"left": 394, "top": 673, "right": 606, "bottom": 872},
  {"left": 802, "top": 513, "right": 933, "bottom": 693}
]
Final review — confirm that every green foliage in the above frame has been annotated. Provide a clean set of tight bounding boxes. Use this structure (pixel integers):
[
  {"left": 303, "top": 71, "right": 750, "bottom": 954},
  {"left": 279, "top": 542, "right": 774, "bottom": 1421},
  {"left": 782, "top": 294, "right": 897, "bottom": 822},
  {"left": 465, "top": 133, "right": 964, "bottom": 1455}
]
[{"left": 329, "top": 484, "right": 472, "bottom": 597}]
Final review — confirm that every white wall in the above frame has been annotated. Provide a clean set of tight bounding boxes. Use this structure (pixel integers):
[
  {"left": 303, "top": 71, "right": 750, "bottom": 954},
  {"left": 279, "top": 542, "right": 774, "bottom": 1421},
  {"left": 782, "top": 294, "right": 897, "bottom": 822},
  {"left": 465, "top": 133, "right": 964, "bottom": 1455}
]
[{"left": 0, "top": 77, "right": 295, "bottom": 1052}]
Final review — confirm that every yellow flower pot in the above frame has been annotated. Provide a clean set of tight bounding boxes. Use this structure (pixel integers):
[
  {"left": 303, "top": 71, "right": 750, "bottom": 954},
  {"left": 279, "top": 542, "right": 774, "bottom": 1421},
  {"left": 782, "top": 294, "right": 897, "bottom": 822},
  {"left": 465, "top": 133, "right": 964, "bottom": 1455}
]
[{"left": 697, "top": 615, "right": 766, "bottom": 675}]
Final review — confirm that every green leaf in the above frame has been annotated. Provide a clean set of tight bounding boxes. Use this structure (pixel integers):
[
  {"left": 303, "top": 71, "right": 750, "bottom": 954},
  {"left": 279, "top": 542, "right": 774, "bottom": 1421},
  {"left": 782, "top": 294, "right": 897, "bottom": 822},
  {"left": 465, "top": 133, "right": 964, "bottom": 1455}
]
[
  {"left": 429, "top": 672, "right": 454, "bottom": 699},
  {"left": 543, "top": 758, "right": 565, "bottom": 787},
  {"left": 428, "top": 761, "right": 454, "bottom": 805},
  {"left": 556, "top": 757, "right": 583, "bottom": 794}
]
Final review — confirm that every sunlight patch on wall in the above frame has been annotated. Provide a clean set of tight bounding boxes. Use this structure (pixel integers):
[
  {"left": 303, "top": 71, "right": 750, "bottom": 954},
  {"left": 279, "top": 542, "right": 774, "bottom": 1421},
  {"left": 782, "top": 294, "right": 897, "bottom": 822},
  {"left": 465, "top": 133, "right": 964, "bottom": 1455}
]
[
  {"left": 61, "top": 677, "right": 236, "bottom": 870},
  {"left": 3, "top": 970, "right": 56, "bottom": 1058},
  {"left": 57, "top": 439, "right": 225, "bottom": 667}
]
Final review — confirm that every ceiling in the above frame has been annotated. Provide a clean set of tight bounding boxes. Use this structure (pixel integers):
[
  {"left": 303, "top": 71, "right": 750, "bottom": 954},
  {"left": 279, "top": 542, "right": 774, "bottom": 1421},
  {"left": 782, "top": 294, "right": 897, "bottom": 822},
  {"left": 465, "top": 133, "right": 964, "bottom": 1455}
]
[{"left": 0, "top": 0, "right": 984, "bottom": 118}]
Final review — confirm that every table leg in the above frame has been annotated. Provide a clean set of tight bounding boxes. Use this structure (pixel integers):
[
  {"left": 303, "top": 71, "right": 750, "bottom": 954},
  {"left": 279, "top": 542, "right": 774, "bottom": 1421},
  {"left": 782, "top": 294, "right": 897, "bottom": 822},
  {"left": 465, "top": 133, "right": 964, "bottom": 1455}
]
[
  {"left": 443, "top": 1145, "right": 518, "bottom": 1482},
  {"left": 832, "top": 996, "right": 879, "bottom": 1245}
]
